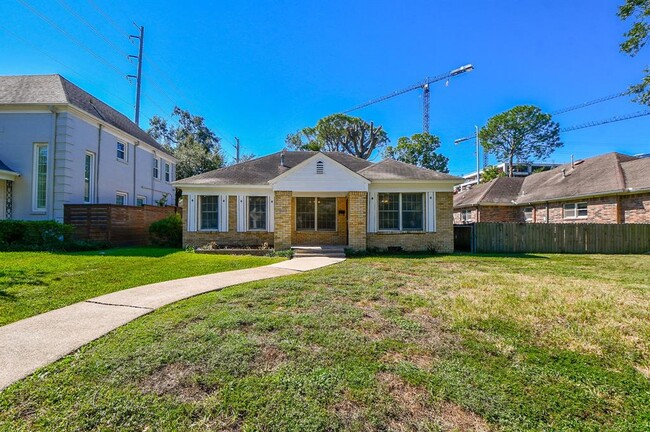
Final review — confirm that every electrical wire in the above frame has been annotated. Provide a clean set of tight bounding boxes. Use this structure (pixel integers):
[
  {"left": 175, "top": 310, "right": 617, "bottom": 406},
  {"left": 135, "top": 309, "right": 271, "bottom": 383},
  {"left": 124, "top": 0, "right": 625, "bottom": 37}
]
[
  {"left": 85, "top": 0, "right": 132, "bottom": 40},
  {"left": 561, "top": 110, "right": 650, "bottom": 132},
  {"left": 551, "top": 92, "right": 629, "bottom": 116}
]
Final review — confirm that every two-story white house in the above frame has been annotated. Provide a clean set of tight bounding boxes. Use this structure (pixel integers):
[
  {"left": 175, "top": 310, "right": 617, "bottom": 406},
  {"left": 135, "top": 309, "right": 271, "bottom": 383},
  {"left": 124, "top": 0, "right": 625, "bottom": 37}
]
[{"left": 0, "top": 75, "right": 177, "bottom": 221}]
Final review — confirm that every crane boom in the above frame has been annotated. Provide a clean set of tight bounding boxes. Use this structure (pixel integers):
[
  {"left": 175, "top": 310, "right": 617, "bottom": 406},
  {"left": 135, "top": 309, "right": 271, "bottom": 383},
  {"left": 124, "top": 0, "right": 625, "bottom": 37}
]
[{"left": 342, "top": 64, "right": 473, "bottom": 115}]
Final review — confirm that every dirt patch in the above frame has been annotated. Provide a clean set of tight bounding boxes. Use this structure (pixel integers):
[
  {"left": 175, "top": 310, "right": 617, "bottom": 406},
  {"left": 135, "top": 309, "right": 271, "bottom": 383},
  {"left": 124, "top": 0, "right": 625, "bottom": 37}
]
[
  {"left": 437, "top": 401, "right": 491, "bottom": 432},
  {"left": 255, "top": 344, "right": 288, "bottom": 373},
  {"left": 139, "top": 363, "right": 208, "bottom": 402},
  {"left": 381, "top": 351, "right": 437, "bottom": 370}
]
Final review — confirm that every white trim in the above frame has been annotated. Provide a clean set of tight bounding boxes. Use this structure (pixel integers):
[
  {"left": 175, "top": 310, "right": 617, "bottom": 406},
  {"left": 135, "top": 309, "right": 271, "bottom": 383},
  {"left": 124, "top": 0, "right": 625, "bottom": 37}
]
[
  {"left": 136, "top": 195, "right": 147, "bottom": 206},
  {"left": 164, "top": 161, "right": 171, "bottom": 183},
  {"left": 426, "top": 191, "right": 435, "bottom": 232},
  {"left": 32, "top": 143, "right": 48, "bottom": 212},
  {"left": 563, "top": 202, "right": 588, "bottom": 219},
  {"left": 0, "top": 169, "right": 19, "bottom": 181},
  {"left": 268, "top": 195, "right": 275, "bottom": 233},
  {"left": 115, "top": 191, "right": 128, "bottom": 205},
  {"left": 198, "top": 195, "right": 220, "bottom": 231},
  {"left": 219, "top": 195, "right": 229, "bottom": 232},
  {"left": 268, "top": 152, "right": 371, "bottom": 185},
  {"left": 236, "top": 195, "right": 246, "bottom": 232},
  {"left": 116, "top": 141, "right": 127, "bottom": 162},
  {"left": 153, "top": 157, "right": 159, "bottom": 180},
  {"left": 367, "top": 192, "right": 378, "bottom": 233},
  {"left": 187, "top": 194, "right": 197, "bottom": 232}
]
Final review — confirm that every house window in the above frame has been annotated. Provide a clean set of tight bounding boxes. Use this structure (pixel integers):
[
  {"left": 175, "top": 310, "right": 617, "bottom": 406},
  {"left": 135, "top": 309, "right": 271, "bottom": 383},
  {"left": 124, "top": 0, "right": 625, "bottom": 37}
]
[
  {"left": 153, "top": 158, "right": 159, "bottom": 179},
  {"left": 524, "top": 207, "right": 534, "bottom": 222},
  {"left": 136, "top": 196, "right": 146, "bottom": 206},
  {"left": 33, "top": 143, "right": 48, "bottom": 210},
  {"left": 164, "top": 162, "right": 171, "bottom": 182},
  {"left": 460, "top": 209, "right": 471, "bottom": 223},
  {"left": 378, "top": 192, "right": 424, "bottom": 231},
  {"left": 563, "top": 202, "right": 588, "bottom": 219},
  {"left": 248, "top": 196, "right": 267, "bottom": 230},
  {"left": 84, "top": 152, "right": 95, "bottom": 203},
  {"left": 117, "top": 142, "right": 127, "bottom": 161},
  {"left": 316, "top": 161, "right": 324, "bottom": 174},
  {"left": 296, "top": 197, "right": 336, "bottom": 231},
  {"left": 115, "top": 192, "right": 128, "bottom": 205},
  {"left": 200, "top": 195, "right": 219, "bottom": 230}
]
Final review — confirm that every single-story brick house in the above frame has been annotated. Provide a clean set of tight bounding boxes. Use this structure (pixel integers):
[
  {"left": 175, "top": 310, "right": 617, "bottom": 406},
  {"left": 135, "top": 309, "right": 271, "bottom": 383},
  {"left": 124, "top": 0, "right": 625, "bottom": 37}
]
[
  {"left": 173, "top": 151, "right": 463, "bottom": 251},
  {"left": 453, "top": 152, "right": 650, "bottom": 224}
]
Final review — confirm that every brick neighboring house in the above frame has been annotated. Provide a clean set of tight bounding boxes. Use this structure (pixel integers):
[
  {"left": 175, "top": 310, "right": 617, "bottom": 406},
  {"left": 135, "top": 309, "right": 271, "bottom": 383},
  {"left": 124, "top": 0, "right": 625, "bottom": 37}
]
[
  {"left": 453, "top": 152, "right": 650, "bottom": 224},
  {"left": 173, "top": 151, "right": 463, "bottom": 252}
]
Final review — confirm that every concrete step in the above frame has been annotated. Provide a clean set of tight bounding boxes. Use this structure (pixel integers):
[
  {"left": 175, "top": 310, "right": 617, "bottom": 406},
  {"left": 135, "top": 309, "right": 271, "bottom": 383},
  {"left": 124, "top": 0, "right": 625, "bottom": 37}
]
[{"left": 292, "top": 246, "right": 346, "bottom": 259}]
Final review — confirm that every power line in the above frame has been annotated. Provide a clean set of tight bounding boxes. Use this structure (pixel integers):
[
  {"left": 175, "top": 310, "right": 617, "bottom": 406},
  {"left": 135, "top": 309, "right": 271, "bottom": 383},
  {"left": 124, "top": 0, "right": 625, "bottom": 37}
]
[
  {"left": 54, "top": 0, "right": 130, "bottom": 58},
  {"left": 551, "top": 92, "right": 628, "bottom": 116},
  {"left": 85, "top": 0, "right": 132, "bottom": 40},
  {"left": 16, "top": 0, "right": 126, "bottom": 77},
  {"left": 561, "top": 110, "right": 650, "bottom": 132}
]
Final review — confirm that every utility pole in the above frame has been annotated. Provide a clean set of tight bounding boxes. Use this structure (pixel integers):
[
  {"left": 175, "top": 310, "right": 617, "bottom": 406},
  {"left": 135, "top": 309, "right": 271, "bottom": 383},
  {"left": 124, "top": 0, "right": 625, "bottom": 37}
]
[
  {"left": 127, "top": 24, "right": 144, "bottom": 126},
  {"left": 422, "top": 83, "right": 430, "bottom": 134},
  {"left": 234, "top": 137, "right": 240, "bottom": 164}
]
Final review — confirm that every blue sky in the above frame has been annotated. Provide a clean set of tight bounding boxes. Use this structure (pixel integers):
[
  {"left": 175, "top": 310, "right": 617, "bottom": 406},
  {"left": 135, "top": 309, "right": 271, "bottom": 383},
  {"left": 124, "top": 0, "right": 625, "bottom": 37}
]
[{"left": 1, "top": 0, "right": 648, "bottom": 175}]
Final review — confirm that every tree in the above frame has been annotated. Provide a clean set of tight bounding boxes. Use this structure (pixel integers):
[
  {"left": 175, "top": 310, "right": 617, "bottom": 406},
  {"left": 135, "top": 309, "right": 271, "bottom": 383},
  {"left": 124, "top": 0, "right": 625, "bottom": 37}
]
[
  {"left": 478, "top": 105, "right": 562, "bottom": 177},
  {"left": 480, "top": 165, "right": 506, "bottom": 183},
  {"left": 285, "top": 113, "right": 389, "bottom": 159},
  {"left": 148, "top": 107, "right": 225, "bottom": 203},
  {"left": 383, "top": 133, "right": 449, "bottom": 172},
  {"left": 619, "top": 0, "right": 650, "bottom": 105}
]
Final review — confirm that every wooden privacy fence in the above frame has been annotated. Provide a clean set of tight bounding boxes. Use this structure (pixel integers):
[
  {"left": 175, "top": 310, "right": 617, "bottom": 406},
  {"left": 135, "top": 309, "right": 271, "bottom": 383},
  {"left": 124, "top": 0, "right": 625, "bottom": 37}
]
[
  {"left": 64, "top": 204, "right": 178, "bottom": 247},
  {"left": 464, "top": 223, "right": 650, "bottom": 254}
]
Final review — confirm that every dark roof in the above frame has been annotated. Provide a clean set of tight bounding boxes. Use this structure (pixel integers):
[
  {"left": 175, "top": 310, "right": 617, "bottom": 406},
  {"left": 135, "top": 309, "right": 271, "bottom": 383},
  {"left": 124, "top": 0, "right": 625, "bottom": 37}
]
[
  {"left": 176, "top": 151, "right": 461, "bottom": 185},
  {"left": 0, "top": 159, "right": 18, "bottom": 174},
  {"left": 0, "top": 74, "right": 172, "bottom": 157},
  {"left": 358, "top": 158, "right": 462, "bottom": 181},
  {"left": 454, "top": 152, "right": 650, "bottom": 208}
]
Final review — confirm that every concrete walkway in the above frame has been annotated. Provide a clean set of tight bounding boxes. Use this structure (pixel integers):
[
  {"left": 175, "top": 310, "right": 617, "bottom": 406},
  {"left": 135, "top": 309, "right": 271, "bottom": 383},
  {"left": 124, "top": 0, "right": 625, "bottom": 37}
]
[{"left": 0, "top": 257, "right": 344, "bottom": 391}]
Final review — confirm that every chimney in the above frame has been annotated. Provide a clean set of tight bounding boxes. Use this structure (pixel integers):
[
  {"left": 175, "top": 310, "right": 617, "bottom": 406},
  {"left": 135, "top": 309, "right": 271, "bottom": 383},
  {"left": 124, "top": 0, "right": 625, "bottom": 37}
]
[
  {"left": 571, "top": 155, "right": 574, "bottom": 169},
  {"left": 280, "top": 152, "right": 285, "bottom": 167},
  {"left": 562, "top": 168, "right": 566, "bottom": 178}
]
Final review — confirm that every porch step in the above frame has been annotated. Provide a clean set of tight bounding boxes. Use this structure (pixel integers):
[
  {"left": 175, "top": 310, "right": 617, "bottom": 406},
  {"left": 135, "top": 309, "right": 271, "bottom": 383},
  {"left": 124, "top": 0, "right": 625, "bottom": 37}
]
[{"left": 291, "top": 246, "right": 347, "bottom": 259}]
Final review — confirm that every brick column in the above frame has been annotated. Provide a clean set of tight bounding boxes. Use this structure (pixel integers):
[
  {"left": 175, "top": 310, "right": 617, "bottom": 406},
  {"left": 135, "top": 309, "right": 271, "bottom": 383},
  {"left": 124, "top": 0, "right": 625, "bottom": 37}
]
[
  {"left": 348, "top": 191, "right": 367, "bottom": 251},
  {"left": 274, "top": 191, "right": 292, "bottom": 250}
]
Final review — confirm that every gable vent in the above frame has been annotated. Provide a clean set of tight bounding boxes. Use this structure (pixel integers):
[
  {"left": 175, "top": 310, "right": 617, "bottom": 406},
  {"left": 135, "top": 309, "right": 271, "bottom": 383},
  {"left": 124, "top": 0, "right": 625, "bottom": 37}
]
[{"left": 316, "top": 160, "right": 324, "bottom": 174}]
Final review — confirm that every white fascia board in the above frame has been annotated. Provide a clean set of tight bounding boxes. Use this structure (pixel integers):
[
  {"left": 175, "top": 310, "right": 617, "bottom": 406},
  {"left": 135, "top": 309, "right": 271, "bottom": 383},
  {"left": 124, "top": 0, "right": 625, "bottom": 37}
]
[
  {"left": 368, "top": 181, "right": 458, "bottom": 192},
  {"left": 0, "top": 169, "right": 20, "bottom": 181},
  {"left": 268, "top": 152, "right": 371, "bottom": 185},
  {"left": 175, "top": 184, "right": 273, "bottom": 196}
]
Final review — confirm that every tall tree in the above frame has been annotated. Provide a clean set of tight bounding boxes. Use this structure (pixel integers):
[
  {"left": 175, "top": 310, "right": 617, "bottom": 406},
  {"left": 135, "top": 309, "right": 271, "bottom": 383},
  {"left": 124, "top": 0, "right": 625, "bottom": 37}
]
[
  {"left": 383, "top": 133, "right": 449, "bottom": 172},
  {"left": 619, "top": 0, "right": 650, "bottom": 105},
  {"left": 478, "top": 105, "right": 562, "bottom": 177},
  {"left": 148, "top": 107, "right": 225, "bottom": 202},
  {"left": 480, "top": 165, "right": 506, "bottom": 183},
  {"left": 285, "top": 113, "right": 389, "bottom": 159}
]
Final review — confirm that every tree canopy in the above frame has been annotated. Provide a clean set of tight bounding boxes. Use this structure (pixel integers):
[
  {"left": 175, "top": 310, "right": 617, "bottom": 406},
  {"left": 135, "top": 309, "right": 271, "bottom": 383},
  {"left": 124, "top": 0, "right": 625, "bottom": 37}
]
[
  {"left": 619, "top": 0, "right": 650, "bottom": 105},
  {"left": 478, "top": 105, "right": 562, "bottom": 177},
  {"left": 383, "top": 133, "right": 449, "bottom": 172},
  {"left": 480, "top": 165, "right": 506, "bottom": 183},
  {"left": 285, "top": 114, "right": 389, "bottom": 159}
]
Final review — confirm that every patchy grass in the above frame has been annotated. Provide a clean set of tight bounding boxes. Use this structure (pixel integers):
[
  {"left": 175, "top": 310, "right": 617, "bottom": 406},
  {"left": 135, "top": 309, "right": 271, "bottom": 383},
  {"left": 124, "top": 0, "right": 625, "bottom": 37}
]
[
  {"left": 0, "top": 247, "right": 283, "bottom": 326},
  {"left": 1, "top": 254, "right": 649, "bottom": 430}
]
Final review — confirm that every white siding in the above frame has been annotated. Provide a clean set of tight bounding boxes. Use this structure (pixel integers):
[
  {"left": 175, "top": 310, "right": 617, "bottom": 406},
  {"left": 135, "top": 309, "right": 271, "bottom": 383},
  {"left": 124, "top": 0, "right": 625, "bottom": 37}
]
[{"left": 272, "top": 155, "right": 368, "bottom": 192}]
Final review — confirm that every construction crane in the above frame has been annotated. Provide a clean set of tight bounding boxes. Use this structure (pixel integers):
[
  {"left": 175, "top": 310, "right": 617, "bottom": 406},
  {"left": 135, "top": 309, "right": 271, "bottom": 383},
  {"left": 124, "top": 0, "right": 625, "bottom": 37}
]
[{"left": 342, "top": 64, "right": 474, "bottom": 133}]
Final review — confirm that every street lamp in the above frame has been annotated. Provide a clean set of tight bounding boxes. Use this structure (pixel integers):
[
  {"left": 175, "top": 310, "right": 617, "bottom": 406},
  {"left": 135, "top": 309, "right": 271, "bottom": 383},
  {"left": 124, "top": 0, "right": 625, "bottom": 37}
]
[{"left": 454, "top": 125, "right": 481, "bottom": 185}]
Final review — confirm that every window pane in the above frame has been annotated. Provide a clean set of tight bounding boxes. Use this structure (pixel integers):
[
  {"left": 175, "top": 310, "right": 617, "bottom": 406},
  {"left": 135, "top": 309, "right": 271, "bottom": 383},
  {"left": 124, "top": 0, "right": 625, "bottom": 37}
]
[
  {"left": 36, "top": 145, "right": 48, "bottom": 209},
  {"left": 136, "top": 197, "right": 145, "bottom": 206},
  {"left": 201, "top": 196, "right": 219, "bottom": 230},
  {"left": 116, "top": 194, "right": 126, "bottom": 205},
  {"left": 296, "top": 197, "right": 315, "bottom": 230},
  {"left": 84, "top": 153, "right": 93, "bottom": 203},
  {"left": 117, "top": 143, "right": 125, "bottom": 160},
  {"left": 378, "top": 193, "right": 399, "bottom": 230},
  {"left": 165, "top": 163, "right": 170, "bottom": 182},
  {"left": 401, "top": 193, "right": 423, "bottom": 230},
  {"left": 577, "top": 203, "right": 588, "bottom": 217},
  {"left": 564, "top": 204, "right": 575, "bottom": 218},
  {"left": 248, "top": 196, "right": 267, "bottom": 230},
  {"left": 317, "top": 198, "right": 336, "bottom": 231},
  {"left": 153, "top": 159, "right": 158, "bottom": 178}
]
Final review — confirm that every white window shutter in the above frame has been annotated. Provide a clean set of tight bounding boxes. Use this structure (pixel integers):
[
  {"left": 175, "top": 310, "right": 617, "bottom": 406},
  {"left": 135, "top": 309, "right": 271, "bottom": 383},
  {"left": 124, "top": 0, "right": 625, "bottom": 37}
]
[
  {"left": 268, "top": 195, "right": 275, "bottom": 232},
  {"left": 187, "top": 194, "right": 197, "bottom": 232},
  {"left": 219, "top": 195, "right": 229, "bottom": 232},
  {"left": 426, "top": 192, "right": 436, "bottom": 232},
  {"left": 236, "top": 195, "right": 247, "bottom": 232},
  {"left": 367, "top": 192, "right": 378, "bottom": 233}
]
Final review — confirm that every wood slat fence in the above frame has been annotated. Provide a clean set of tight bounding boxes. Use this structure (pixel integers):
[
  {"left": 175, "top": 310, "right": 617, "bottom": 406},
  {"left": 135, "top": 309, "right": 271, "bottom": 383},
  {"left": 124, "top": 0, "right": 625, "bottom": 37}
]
[
  {"left": 64, "top": 204, "right": 178, "bottom": 247},
  {"left": 456, "top": 223, "right": 650, "bottom": 254}
]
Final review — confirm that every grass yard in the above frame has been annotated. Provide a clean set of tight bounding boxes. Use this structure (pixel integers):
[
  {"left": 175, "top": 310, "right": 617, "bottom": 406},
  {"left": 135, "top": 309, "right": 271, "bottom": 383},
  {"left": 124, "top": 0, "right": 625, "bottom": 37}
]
[
  {"left": 0, "top": 248, "right": 283, "bottom": 326},
  {"left": 1, "top": 254, "right": 650, "bottom": 431}
]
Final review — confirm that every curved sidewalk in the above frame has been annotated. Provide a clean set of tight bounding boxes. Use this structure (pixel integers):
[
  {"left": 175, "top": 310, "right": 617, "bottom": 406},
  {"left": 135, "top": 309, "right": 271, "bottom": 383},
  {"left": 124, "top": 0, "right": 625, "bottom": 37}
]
[{"left": 0, "top": 257, "right": 344, "bottom": 391}]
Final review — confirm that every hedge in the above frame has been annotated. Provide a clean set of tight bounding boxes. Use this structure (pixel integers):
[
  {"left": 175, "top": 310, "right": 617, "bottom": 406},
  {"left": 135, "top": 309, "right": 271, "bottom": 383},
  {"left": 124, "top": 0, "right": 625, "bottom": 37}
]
[
  {"left": 0, "top": 220, "right": 106, "bottom": 251},
  {"left": 149, "top": 213, "right": 182, "bottom": 248}
]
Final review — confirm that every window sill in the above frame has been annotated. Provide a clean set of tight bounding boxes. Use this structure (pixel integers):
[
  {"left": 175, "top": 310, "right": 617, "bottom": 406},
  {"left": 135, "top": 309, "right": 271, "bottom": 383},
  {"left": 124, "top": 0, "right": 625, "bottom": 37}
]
[
  {"left": 198, "top": 229, "right": 221, "bottom": 232},
  {"left": 116, "top": 158, "right": 128, "bottom": 165},
  {"left": 376, "top": 230, "right": 426, "bottom": 234},
  {"left": 563, "top": 216, "right": 588, "bottom": 220}
]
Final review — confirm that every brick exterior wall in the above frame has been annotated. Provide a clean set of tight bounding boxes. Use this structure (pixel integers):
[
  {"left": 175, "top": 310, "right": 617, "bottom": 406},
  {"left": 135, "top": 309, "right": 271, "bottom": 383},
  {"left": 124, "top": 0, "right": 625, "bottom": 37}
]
[
  {"left": 181, "top": 195, "right": 274, "bottom": 248},
  {"left": 622, "top": 192, "right": 650, "bottom": 223},
  {"left": 453, "top": 207, "right": 478, "bottom": 224},
  {"left": 368, "top": 192, "right": 454, "bottom": 253},
  {"left": 274, "top": 191, "right": 292, "bottom": 250},
  {"left": 291, "top": 196, "right": 348, "bottom": 246},
  {"left": 348, "top": 191, "right": 367, "bottom": 250}
]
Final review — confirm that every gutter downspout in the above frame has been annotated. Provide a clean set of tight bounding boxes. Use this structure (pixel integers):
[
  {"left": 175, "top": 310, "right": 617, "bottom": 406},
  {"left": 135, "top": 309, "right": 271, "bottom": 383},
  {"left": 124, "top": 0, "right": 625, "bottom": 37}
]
[
  {"left": 545, "top": 201, "right": 550, "bottom": 223},
  {"left": 48, "top": 107, "right": 58, "bottom": 220},
  {"left": 96, "top": 124, "right": 102, "bottom": 203}
]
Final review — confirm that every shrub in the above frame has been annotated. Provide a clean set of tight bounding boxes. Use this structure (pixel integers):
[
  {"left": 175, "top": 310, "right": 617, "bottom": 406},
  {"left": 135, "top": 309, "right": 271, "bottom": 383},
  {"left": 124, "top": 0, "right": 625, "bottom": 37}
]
[
  {"left": 0, "top": 220, "right": 74, "bottom": 251},
  {"left": 149, "top": 213, "right": 182, "bottom": 248}
]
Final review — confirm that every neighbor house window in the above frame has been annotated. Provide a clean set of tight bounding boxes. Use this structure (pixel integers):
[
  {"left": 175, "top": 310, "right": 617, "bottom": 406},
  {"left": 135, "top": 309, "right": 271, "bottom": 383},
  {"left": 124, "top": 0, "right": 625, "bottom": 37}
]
[
  {"left": 296, "top": 197, "right": 336, "bottom": 231},
  {"left": 153, "top": 158, "right": 159, "bottom": 179},
  {"left": 248, "top": 196, "right": 267, "bottom": 230},
  {"left": 115, "top": 192, "right": 128, "bottom": 205},
  {"left": 84, "top": 152, "right": 95, "bottom": 203},
  {"left": 116, "top": 142, "right": 126, "bottom": 161},
  {"left": 136, "top": 196, "right": 146, "bottom": 206},
  {"left": 33, "top": 143, "right": 48, "bottom": 210},
  {"left": 378, "top": 192, "right": 424, "bottom": 231},
  {"left": 524, "top": 207, "right": 534, "bottom": 222},
  {"left": 563, "top": 202, "right": 588, "bottom": 219},
  {"left": 200, "top": 195, "right": 219, "bottom": 230},
  {"left": 460, "top": 209, "right": 471, "bottom": 223},
  {"left": 164, "top": 162, "right": 171, "bottom": 182}
]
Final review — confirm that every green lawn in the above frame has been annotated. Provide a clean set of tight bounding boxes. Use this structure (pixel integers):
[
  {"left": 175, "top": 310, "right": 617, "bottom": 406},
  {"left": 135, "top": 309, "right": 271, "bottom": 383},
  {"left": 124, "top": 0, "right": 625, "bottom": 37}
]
[
  {"left": 1, "top": 254, "right": 650, "bottom": 431},
  {"left": 0, "top": 248, "right": 283, "bottom": 326}
]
